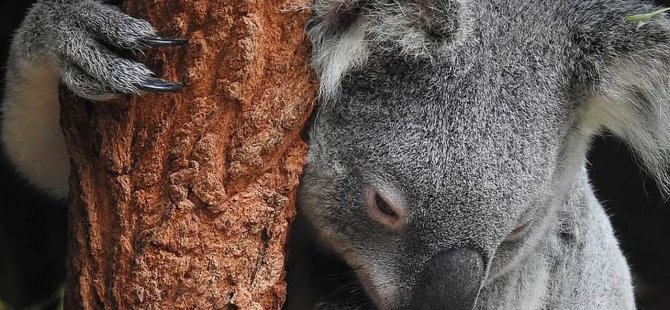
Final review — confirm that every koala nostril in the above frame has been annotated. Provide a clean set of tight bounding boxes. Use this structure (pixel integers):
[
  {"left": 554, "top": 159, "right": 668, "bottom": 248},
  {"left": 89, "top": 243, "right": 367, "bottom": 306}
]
[{"left": 367, "top": 190, "right": 407, "bottom": 232}]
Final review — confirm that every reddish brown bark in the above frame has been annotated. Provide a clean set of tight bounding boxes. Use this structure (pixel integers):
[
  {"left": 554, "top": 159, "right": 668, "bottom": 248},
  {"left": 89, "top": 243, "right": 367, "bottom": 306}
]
[{"left": 60, "top": 0, "right": 316, "bottom": 309}]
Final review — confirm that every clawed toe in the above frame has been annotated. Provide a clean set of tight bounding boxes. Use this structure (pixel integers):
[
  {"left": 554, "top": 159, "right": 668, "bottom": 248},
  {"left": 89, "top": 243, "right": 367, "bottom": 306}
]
[
  {"left": 138, "top": 78, "right": 184, "bottom": 92},
  {"left": 139, "top": 36, "right": 188, "bottom": 47}
]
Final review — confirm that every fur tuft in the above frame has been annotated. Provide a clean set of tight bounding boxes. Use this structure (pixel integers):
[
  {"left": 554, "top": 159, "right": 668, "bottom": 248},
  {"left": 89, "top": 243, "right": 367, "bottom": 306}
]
[
  {"left": 586, "top": 48, "right": 670, "bottom": 195},
  {"left": 308, "top": 0, "right": 471, "bottom": 100}
]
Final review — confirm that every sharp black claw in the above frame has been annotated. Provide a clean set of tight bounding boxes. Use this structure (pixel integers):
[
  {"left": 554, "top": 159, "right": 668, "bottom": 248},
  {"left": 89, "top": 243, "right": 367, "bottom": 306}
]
[
  {"left": 140, "top": 36, "right": 188, "bottom": 47},
  {"left": 138, "top": 78, "right": 184, "bottom": 92}
]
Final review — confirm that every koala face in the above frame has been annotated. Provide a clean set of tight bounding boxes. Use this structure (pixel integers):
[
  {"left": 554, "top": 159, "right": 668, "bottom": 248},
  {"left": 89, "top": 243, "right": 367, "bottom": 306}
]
[
  {"left": 300, "top": 48, "right": 575, "bottom": 308},
  {"left": 302, "top": 11, "right": 574, "bottom": 310},
  {"left": 300, "top": 0, "right": 670, "bottom": 309}
]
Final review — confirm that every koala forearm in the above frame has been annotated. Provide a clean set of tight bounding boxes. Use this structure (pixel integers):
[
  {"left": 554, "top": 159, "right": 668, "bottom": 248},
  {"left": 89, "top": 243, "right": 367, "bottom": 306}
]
[
  {"left": 1, "top": 0, "right": 183, "bottom": 199},
  {"left": 1, "top": 43, "right": 70, "bottom": 198}
]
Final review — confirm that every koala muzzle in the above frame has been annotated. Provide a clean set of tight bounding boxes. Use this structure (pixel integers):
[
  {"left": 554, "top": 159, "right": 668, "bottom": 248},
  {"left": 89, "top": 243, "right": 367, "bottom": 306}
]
[{"left": 409, "top": 248, "right": 484, "bottom": 310}]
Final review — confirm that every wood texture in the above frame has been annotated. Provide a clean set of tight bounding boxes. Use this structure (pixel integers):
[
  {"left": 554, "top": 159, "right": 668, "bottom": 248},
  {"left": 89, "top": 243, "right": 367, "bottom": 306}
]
[{"left": 61, "top": 0, "right": 316, "bottom": 308}]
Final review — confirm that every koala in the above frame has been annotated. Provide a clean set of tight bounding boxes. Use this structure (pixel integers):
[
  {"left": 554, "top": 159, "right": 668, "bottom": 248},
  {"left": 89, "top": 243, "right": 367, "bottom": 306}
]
[
  {"left": 296, "top": 0, "right": 670, "bottom": 309},
  {"left": 2, "top": 0, "right": 670, "bottom": 309},
  {"left": 1, "top": 0, "right": 184, "bottom": 201}
]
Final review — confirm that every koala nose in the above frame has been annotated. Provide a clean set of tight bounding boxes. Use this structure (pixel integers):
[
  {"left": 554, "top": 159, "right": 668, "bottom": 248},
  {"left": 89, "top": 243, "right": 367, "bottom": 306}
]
[{"left": 410, "top": 248, "right": 485, "bottom": 310}]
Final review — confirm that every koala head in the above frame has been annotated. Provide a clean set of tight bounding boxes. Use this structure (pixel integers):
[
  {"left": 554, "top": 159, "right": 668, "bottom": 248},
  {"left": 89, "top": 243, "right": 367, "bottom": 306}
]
[{"left": 299, "top": 0, "right": 670, "bottom": 309}]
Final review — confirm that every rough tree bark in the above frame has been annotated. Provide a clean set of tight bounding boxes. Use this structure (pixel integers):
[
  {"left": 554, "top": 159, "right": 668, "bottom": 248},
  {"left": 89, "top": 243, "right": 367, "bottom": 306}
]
[{"left": 60, "top": 0, "right": 316, "bottom": 309}]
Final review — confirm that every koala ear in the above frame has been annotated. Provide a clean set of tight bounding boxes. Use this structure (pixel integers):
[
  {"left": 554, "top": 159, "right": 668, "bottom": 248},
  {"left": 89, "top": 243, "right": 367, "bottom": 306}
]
[
  {"left": 308, "top": 0, "right": 370, "bottom": 100},
  {"left": 309, "top": 0, "right": 465, "bottom": 40},
  {"left": 403, "top": 0, "right": 465, "bottom": 42},
  {"left": 365, "top": 0, "right": 469, "bottom": 50},
  {"left": 584, "top": 48, "right": 670, "bottom": 194},
  {"left": 310, "top": 0, "right": 365, "bottom": 35},
  {"left": 308, "top": 0, "right": 468, "bottom": 100}
]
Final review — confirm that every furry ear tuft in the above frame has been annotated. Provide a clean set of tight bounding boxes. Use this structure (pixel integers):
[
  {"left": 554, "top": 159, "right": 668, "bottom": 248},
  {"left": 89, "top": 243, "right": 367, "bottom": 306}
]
[
  {"left": 308, "top": 0, "right": 470, "bottom": 100},
  {"left": 584, "top": 49, "right": 670, "bottom": 195},
  {"left": 410, "top": 0, "right": 463, "bottom": 42},
  {"left": 315, "top": 0, "right": 365, "bottom": 34},
  {"left": 308, "top": 0, "right": 369, "bottom": 101},
  {"left": 364, "top": 0, "right": 467, "bottom": 55}
]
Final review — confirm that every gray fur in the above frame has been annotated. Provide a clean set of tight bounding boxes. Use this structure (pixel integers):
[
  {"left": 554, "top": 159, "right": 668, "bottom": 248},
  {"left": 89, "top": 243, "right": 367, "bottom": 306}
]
[
  {"left": 2, "top": 0, "right": 670, "bottom": 309},
  {"left": 1, "top": 0, "right": 161, "bottom": 198},
  {"left": 299, "top": 0, "right": 670, "bottom": 309},
  {"left": 9, "top": 0, "right": 157, "bottom": 99}
]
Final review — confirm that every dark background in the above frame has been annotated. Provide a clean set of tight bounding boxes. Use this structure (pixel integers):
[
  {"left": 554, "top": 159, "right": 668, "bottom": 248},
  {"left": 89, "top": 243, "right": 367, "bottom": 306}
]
[
  {"left": 0, "top": 0, "right": 669, "bottom": 309},
  {"left": 0, "top": 1, "right": 68, "bottom": 308}
]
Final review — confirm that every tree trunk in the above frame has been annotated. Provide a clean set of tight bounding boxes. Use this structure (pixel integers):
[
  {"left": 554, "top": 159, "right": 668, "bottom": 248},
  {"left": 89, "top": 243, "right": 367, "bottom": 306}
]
[{"left": 60, "top": 0, "right": 316, "bottom": 308}]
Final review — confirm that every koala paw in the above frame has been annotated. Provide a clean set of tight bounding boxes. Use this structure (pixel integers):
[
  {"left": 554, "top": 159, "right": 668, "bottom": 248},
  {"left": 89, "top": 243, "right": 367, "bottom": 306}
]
[{"left": 17, "top": 0, "right": 186, "bottom": 101}]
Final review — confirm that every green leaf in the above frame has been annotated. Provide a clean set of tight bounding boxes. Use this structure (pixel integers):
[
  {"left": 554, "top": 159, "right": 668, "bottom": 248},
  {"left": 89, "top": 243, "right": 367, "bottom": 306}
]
[{"left": 626, "top": 7, "right": 670, "bottom": 29}]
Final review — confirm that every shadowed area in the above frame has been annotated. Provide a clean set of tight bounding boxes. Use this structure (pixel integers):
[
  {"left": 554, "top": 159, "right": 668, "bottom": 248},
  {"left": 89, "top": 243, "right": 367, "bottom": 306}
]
[
  {"left": 588, "top": 135, "right": 670, "bottom": 309},
  {"left": 0, "top": 1, "right": 67, "bottom": 308}
]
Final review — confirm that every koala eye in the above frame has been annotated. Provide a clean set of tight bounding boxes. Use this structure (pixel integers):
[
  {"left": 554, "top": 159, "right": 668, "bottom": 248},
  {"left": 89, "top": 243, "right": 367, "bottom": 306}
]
[
  {"left": 367, "top": 190, "right": 407, "bottom": 232},
  {"left": 504, "top": 222, "right": 530, "bottom": 242},
  {"left": 375, "top": 195, "right": 396, "bottom": 217}
]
